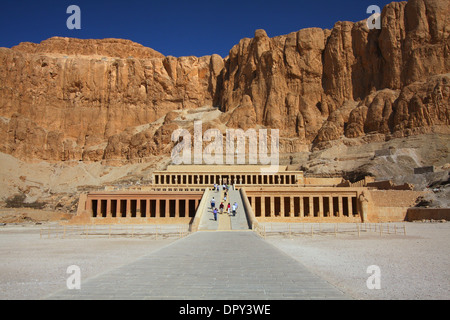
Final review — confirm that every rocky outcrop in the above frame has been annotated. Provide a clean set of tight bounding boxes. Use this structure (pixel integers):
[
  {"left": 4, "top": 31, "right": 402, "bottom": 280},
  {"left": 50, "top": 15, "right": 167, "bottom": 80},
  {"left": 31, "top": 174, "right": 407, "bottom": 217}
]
[
  {"left": 12, "top": 37, "right": 165, "bottom": 59},
  {"left": 0, "top": 38, "right": 222, "bottom": 161},
  {"left": 220, "top": 0, "right": 449, "bottom": 148},
  {"left": 0, "top": 0, "right": 448, "bottom": 163}
]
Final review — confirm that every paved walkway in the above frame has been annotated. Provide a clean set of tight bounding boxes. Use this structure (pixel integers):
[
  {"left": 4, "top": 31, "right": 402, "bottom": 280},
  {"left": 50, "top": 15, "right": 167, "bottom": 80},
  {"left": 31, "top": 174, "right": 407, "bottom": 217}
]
[
  {"left": 199, "top": 187, "right": 250, "bottom": 231},
  {"left": 46, "top": 231, "right": 348, "bottom": 300}
]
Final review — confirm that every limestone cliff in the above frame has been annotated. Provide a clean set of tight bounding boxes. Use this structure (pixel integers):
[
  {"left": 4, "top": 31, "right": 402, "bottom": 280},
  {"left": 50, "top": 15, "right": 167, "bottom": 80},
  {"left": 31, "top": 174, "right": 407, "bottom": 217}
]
[{"left": 0, "top": 0, "right": 448, "bottom": 163}]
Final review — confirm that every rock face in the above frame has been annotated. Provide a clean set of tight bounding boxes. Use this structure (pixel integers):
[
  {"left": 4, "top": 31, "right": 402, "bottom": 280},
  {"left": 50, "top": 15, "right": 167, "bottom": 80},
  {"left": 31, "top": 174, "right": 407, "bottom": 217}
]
[
  {"left": 220, "top": 0, "right": 449, "bottom": 146},
  {"left": 0, "top": 38, "right": 222, "bottom": 161},
  {"left": 0, "top": 0, "right": 448, "bottom": 163}
]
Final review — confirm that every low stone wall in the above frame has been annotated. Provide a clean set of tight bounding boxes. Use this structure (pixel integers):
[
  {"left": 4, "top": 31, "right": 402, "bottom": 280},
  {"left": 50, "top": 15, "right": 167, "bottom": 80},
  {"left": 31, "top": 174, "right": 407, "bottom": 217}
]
[
  {"left": 368, "top": 190, "right": 425, "bottom": 208},
  {"left": 303, "top": 177, "right": 342, "bottom": 186},
  {"left": 255, "top": 216, "right": 361, "bottom": 223},
  {"left": 365, "top": 190, "right": 426, "bottom": 222},
  {"left": 66, "top": 208, "right": 194, "bottom": 225},
  {"left": 189, "top": 188, "right": 211, "bottom": 232},
  {"left": 240, "top": 188, "right": 257, "bottom": 229},
  {"left": 368, "top": 206, "right": 410, "bottom": 222},
  {"left": 405, "top": 208, "right": 450, "bottom": 221}
]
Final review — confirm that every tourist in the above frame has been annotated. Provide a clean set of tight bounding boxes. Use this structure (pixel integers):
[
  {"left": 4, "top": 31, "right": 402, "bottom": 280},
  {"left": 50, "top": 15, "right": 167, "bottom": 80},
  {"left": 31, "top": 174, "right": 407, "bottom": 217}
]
[
  {"left": 211, "top": 197, "right": 215, "bottom": 209},
  {"left": 219, "top": 202, "right": 224, "bottom": 214},
  {"left": 213, "top": 208, "right": 218, "bottom": 221},
  {"left": 227, "top": 203, "right": 231, "bottom": 216},
  {"left": 233, "top": 202, "right": 238, "bottom": 216}
]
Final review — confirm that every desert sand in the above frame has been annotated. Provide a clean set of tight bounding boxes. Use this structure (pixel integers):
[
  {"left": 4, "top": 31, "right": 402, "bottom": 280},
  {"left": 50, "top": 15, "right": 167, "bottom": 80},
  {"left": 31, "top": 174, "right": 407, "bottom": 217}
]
[
  {"left": 0, "top": 218, "right": 448, "bottom": 300},
  {"left": 266, "top": 221, "right": 450, "bottom": 300},
  {"left": 0, "top": 222, "right": 176, "bottom": 300}
]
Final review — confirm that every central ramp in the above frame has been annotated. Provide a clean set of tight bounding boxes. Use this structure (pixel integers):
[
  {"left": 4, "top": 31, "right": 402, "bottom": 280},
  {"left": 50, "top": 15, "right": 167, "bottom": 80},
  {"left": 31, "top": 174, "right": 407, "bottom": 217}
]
[
  {"left": 198, "top": 187, "right": 250, "bottom": 231},
  {"left": 47, "top": 231, "right": 347, "bottom": 300}
]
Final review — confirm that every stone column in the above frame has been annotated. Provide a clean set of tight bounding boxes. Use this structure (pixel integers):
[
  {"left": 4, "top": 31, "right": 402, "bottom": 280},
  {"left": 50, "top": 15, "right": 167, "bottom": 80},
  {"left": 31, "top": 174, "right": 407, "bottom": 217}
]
[
  {"left": 97, "top": 199, "right": 101, "bottom": 218},
  {"left": 250, "top": 196, "right": 255, "bottom": 213},
  {"left": 175, "top": 199, "right": 180, "bottom": 218},
  {"left": 117, "top": 199, "right": 122, "bottom": 217},
  {"left": 270, "top": 196, "right": 275, "bottom": 217},
  {"left": 318, "top": 196, "right": 324, "bottom": 217},
  {"left": 155, "top": 199, "right": 160, "bottom": 218},
  {"left": 338, "top": 196, "right": 343, "bottom": 217},
  {"left": 329, "top": 196, "right": 333, "bottom": 217},
  {"left": 136, "top": 199, "right": 141, "bottom": 217},
  {"left": 126, "top": 199, "right": 131, "bottom": 218},
  {"left": 261, "top": 196, "right": 266, "bottom": 217},
  {"left": 280, "top": 196, "right": 284, "bottom": 216},
  {"left": 146, "top": 199, "right": 150, "bottom": 218},
  {"left": 299, "top": 196, "right": 304, "bottom": 217},
  {"left": 162, "top": 199, "right": 167, "bottom": 217},
  {"left": 195, "top": 199, "right": 200, "bottom": 214},
  {"left": 309, "top": 196, "right": 314, "bottom": 217},
  {"left": 348, "top": 196, "right": 353, "bottom": 216},
  {"left": 106, "top": 199, "right": 111, "bottom": 218},
  {"left": 290, "top": 196, "right": 294, "bottom": 217}
]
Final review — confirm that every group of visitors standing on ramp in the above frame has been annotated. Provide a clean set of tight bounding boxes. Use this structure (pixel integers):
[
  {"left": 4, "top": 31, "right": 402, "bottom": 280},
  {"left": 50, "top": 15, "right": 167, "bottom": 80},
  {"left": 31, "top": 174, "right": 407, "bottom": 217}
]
[{"left": 210, "top": 184, "right": 238, "bottom": 221}]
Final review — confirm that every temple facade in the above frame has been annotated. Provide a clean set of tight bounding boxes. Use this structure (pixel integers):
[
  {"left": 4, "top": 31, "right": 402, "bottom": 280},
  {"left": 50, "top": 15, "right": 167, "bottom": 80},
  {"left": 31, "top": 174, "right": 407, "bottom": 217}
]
[{"left": 71, "top": 165, "right": 424, "bottom": 226}]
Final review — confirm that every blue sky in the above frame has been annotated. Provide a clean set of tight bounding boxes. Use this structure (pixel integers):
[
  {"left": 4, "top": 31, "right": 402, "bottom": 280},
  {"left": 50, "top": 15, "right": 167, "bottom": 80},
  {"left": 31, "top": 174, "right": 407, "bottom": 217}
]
[{"left": 1, "top": 0, "right": 395, "bottom": 57}]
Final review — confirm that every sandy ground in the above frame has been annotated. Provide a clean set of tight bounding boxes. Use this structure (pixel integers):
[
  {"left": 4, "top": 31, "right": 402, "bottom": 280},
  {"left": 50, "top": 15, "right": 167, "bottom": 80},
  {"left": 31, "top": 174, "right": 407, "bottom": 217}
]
[
  {"left": 0, "top": 223, "right": 176, "bottom": 300},
  {"left": 265, "top": 222, "right": 450, "bottom": 300},
  {"left": 0, "top": 220, "right": 449, "bottom": 300}
]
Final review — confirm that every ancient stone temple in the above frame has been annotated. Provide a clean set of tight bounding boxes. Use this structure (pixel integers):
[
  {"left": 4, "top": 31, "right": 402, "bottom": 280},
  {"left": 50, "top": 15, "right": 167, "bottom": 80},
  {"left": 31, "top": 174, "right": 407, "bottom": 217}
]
[{"left": 71, "top": 165, "right": 424, "bottom": 227}]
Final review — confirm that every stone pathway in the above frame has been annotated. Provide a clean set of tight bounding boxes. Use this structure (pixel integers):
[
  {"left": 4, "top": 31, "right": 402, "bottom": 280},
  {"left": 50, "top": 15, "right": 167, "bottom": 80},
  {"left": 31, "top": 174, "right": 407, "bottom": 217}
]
[
  {"left": 228, "top": 189, "right": 249, "bottom": 230},
  {"left": 199, "top": 187, "right": 250, "bottom": 231},
  {"left": 217, "top": 212, "right": 231, "bottom": 230},
  {"left": 46, "top": 231, "right": 348, "bottom": 300}
]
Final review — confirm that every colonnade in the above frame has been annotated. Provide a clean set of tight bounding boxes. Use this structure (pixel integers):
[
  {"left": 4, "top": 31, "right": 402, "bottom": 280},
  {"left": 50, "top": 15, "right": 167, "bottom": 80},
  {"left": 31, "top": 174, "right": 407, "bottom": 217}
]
[
  {"left": 247, "top": 194, "right": 358, "bottom": 218},
  {"left": 153, "top": 173, "right": 298, "bottom": 185},
  {"left": 86, "top": 194, "right": 202, "bottom": 219}
]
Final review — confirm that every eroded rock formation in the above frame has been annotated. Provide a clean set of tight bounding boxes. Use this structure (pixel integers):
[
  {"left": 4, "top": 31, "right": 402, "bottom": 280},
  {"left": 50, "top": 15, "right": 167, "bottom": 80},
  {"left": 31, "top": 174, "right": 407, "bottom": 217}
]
[{"left": 0, "top": 0, "right": 448, "bottom": 163}]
